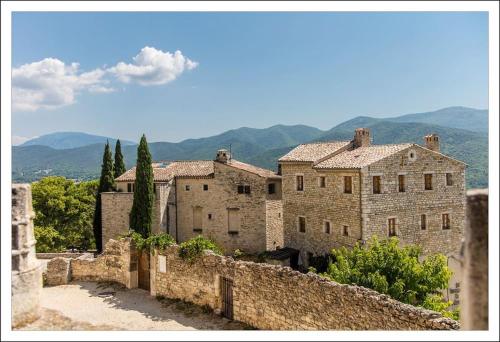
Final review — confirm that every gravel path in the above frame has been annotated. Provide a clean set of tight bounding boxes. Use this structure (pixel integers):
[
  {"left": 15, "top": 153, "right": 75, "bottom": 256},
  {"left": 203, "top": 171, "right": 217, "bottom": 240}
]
[{"left": 21, "top": 281, "right": 251, "bottom": 331}]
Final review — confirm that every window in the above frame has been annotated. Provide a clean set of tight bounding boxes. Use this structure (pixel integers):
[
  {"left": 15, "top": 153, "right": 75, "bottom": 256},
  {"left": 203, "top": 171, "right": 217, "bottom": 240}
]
[
  {"left": 298, "top": 216, "right": 306, "bottom": 233},
  {"left": 398, "top": 175, "right": 406, "bottom": 193},
  {"left": 208, "top": 213, "right": 213, "bottom": 220},
  {"left": 203, "top": 184, "right": 209, "bottom": 191},
  {"left": 446, "top": 173, "right": 453, "bottom": 186},
  {"left": 153, "top": 184, "right": 156, "bottom": 194},
  {"left": 442, "top": 213, "right": 450, "bottom": 230},
  {"left": 319, "top": 176, "right": 326, "bottom": 188},
  {"left": 127, "top": 183, "right": 133, "bottom": 192},
  {"left": 237, "top": 185, "right": 244, "bottom": 194},
  {"left": 268, "top": 183, "right": 276, "bottom": 194},
  {"left": 185, "top": 185, "right": 191, "bottom": 191},
  {"left": 372, "top": 176, "right": 381, "bottom": 194},
  {"left": 344, "top": 176, "right": 352, "bottom": 194},
  {"left": 342, "top": 225, "right": 349, "bottom": 237},
  {"left": 424, "top": 174, "right": 433, "bottom": 190},
  {"left": 324, "top": 221, "right": 331, "bottom": 234},
  {"left": 244, "top": 185, "right": 251, "bottom": 194},
  {"left": 296, "top": 175, "right": 304, "bottom": 191},
  {"left": 388, "top": 218, "right": 397, "bottom": 237},
  {"left": 420, "top": 214, "right": 427, "bottom": 230}
]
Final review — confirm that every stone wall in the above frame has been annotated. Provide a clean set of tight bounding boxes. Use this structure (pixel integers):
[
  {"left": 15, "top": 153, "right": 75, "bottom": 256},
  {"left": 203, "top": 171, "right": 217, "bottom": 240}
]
[
  {"left": 175, "top": 162, "right": 280, "bottom": 254},
  {"left": 151, "top": 246, "right": 459, "bottom": 330},
  {"left": 265, "top": 200, "right": 284, "bottom": 250},
  {"left": 71, "top": 238, "right": 137, "bottom": 288},
  {"left": 281, "top": 162, "right": 362, "bottom": 264},
  {"left": 11, "top": 184, "right": 43, "bottom": 328}
]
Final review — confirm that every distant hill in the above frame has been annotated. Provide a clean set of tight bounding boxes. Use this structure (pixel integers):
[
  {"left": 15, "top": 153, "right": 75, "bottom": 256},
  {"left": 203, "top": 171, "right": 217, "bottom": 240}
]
[
  {"left": 12, "top": 107, "right": 488, "bottom": 188},
  {"left": 387, "top": 106, "right": 488, "bottom": 133},
  {"left": 21, "top": 132, "right": 135, "bottom": 149}
]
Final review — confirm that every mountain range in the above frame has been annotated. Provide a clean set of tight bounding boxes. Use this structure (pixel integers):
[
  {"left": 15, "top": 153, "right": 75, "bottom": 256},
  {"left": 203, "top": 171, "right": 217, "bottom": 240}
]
[
  {"left": 20, "top": 132, "right": 136, "bottom": 149},
  {"left": 12, "top": 106, "right": 488, "bottom": 188}
]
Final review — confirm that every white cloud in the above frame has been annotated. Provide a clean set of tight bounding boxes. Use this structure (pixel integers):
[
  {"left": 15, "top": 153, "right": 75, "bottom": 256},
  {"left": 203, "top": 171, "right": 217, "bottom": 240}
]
[
  {"left": 12, "top": 58, "right": 112, "bottom": 112},
  {"left": 108, "top": 46, "right": 198, "bottom": 86}
]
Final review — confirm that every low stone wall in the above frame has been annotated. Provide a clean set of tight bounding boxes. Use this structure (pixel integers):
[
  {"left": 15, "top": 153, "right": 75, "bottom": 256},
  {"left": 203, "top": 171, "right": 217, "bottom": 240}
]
[
  {"left": 37, "top": 252, "right": 88, "bottom": 259},
  {"left": 151, "top": 246, "right": 459, "bottom": 330},
  {"left": 44, "top": 239, "right": 138, "bottom": 289}
]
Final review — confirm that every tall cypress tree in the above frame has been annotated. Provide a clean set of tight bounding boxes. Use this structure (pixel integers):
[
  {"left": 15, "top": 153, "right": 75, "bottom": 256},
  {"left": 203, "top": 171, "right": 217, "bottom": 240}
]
[
  {"left": 114, "top": 139, "right": 126, "bottom": 178},
  {"left": 93, "top": 141, "right": 115, "bottom": 253},
  {"left": 129, "top": 134, "right": 154, "bottom": 238}
]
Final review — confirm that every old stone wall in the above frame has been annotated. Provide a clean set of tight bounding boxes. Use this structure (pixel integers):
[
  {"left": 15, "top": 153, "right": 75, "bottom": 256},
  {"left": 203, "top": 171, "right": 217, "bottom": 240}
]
[
  {"left": 70, "top": 239, "right": 138, "bottom": 289},
  {"left": 151, "top": 246, "right": 459, "bottom": 330},
  {"left": 11, "top": 184, "right": 43, "bottom": 328},
  {"left": 101, "top": 192, "right": 164, "bottom": 247},
  {"left": 175, "top": 162, "right": 279, "bottom": 254},
  {"left": 281, "top": 162, "right": 362, "bottom": 265},
  {"left": 266, "top": 200, "right": 284, "bottom": 250}
]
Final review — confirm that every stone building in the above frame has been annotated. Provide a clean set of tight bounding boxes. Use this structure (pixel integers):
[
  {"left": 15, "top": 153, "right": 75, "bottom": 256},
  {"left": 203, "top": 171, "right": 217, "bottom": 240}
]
[
  {"left": 278, "top": 128, "right": 466, "bottom": 280},
  {"left": 101, "top": 150, "right": 283, "bottom": 254}
]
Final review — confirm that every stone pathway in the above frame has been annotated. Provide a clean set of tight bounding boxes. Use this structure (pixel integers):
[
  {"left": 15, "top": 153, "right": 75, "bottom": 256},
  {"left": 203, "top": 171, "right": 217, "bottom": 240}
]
[{"left": 18, "top": 281, "right": 252, "bottom": 331}]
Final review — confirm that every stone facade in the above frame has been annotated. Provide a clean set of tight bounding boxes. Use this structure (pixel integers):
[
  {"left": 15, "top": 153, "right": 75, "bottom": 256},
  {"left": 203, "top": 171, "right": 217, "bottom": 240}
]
[
  {"left": 11, "top": 184, "right": 43, "bottom": 328},
  {"left": 151, "top": 245, "right": 459, "bottom": 330},
  {"left": 46, "top": 257, "right": 72, "bottom": 286},
  {"left": 279, "top": 130, "right": 466, "bottom": 270},
  {"left": 103, "top": 151, "right": 283, "bottom": 255}
]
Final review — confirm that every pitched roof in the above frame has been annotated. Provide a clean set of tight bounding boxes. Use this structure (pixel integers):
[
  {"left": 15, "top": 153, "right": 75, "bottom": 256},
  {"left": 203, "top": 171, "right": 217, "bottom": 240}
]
[
  {"left": 314, "top": 143, "right": 413, "bottom": 169},
  {"left": 223, "top": 159, "right": 280, "bottom": 178},
  {"left": 278, "top": 141, "right": 351, "bottom": 163},
  {"left": 116, "top": 159, "right": 278, "bottom": 182}
]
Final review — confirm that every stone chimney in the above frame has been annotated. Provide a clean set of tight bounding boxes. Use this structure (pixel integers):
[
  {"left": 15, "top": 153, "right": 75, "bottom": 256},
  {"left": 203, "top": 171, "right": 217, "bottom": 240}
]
[
  {"left": 424, "top": 134, "right": 440, "bottom": 152},
  {"left": 353, "top": 128, "right": 371, "bottom": 148},
  {"left": 215, "top": 149, "right": 230, "bottom": 163}
]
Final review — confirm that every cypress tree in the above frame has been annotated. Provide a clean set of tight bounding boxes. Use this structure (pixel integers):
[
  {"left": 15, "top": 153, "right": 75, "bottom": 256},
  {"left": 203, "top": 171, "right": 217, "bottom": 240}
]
[
  {"left": 129, "top": 134, "right": 154, "bottom": 238},
  {"left": 114, "top": 139, "right": 126, "bottom": 178},
  {"left": 93, "top": 141, "right": 115, "bottom": 253}
]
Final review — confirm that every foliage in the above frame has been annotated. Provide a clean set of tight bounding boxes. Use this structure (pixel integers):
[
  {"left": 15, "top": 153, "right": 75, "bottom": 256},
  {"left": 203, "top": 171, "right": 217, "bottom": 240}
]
[
  {"left": 308, "top": 253, "right": 333, "bottom": 274},
  {"left": 114, "top": 139, "right": 126, "bottom": 178},
  {"left": 233, "top": 249, "right": 245, "bottom": 258},
  {"left": 319, "top": 237, "right": 455, "bottom": 317},
  {"left": 126, "top": 231, "right": 175, "bottom": 251},
  {"left": 422, "top": 294, "right": 460, "bottom": 320},
  {"left": 93, "top": 142, "right": 115, "bottom": 253},
  {"left": 31, "top": 176, "right": 98, "bottom": 252},
  {"left": 34, "top": 226, "right": 65, "bottom": 253},
  {"left": 129, "top": 134, "right": 154, "bottom": 238},
  {"left": 178, "top": 236, "right": 223, "bottom": 262}
]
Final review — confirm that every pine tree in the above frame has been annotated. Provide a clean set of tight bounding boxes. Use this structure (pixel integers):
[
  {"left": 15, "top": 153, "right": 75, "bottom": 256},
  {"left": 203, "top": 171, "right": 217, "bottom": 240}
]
[
  {"left": 114, "top": 139, "right": 126, "bottom": 178},
  {"left": 92, "top": 141, "right": 115, "bottom": 253},
  {"left": 129, "top": 134, "right": 154, "bottom": 238}
]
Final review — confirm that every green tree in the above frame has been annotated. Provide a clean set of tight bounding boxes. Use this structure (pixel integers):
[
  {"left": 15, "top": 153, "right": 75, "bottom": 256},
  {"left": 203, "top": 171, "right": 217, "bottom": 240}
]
[
  {"left": 31, "top": 176, "right": 99, "bottom": 252},
  {"left": 129, "top": 134, "right": 154, "bottom": 238},
  {"left": 319, "top": 237, "right": 454, "bottom": 317},
  {"left": 114, "top": 139, "right": 126, "bottom": 178},
  {"left": 93, "top": 141, "right": 115, "bottom": 252}
]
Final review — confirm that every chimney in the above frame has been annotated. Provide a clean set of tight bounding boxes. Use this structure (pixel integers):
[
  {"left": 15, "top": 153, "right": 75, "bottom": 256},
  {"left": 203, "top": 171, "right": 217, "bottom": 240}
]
[
  {"left": 424, "top": 134, "right": 440, "bottom": 152},
  {"left": 353, "top": 128, "right": 371, "bottom": 148},
  {"left": 215, "top": 149, "right": 230, "bottom": 163}
]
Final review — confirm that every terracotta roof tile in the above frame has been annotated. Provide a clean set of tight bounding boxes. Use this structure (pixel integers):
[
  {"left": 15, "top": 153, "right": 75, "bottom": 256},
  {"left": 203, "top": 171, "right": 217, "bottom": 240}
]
[
  {"left": 314, "top": 144, "right": 413, "bottom": 169},
  {"left": 278, "top": 141, "right": 351, "bottom": 163},
  {"left": 116, "top": 159, "right": 278, "bottom": 182}
]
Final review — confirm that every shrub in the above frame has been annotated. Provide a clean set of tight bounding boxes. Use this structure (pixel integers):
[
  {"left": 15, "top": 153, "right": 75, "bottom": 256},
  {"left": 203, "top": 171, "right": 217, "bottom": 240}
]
[
  {"left": 34, "top": 226, "right": 65, "bottom": 253},
  {"left": 233, "top": 249, "right": 245, "bottom": 258},
  {"left": 178, "top": 235, "right": 222, "bottom": 262},
  {"left": 125, "top": 231, "right": 175, "bottom": 251}
]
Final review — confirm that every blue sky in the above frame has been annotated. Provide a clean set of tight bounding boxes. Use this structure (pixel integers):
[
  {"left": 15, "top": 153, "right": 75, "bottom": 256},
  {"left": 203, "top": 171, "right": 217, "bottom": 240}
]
[{"left": 12, "top": 11, "right": 488, "bottom": 143}]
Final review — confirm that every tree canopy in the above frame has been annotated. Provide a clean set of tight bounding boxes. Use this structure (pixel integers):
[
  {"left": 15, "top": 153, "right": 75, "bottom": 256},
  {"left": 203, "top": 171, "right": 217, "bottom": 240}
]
[
  {"left": 129, "top": 134, "right": 154, "bottom": 238},
  {"left": 114, "top": 139, "right": 126, "bottom": 178},
  {"left": 93, "top": 141, "right": 115, "bottom": 252},
  {"left": 316, "top": 236, "right": 458, "bottom": 319},
  {"left": 32, "top": 176, "right": 98, "bottom": 252}
]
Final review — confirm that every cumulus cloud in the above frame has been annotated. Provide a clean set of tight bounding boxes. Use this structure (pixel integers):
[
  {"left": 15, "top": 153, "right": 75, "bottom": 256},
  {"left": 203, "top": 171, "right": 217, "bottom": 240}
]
[
  {"left": 12, "top": 58, "right": 113, "bottom": 112},
  {"left": 12, "top": 46, "right": 198, "bottom": 112},
  {"left": 108, "top": 46, "right": 198, "bottom": 86}
]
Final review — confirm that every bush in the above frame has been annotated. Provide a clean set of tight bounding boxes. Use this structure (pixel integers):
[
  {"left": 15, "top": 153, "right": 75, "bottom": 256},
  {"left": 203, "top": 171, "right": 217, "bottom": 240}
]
[
  {"left": 126, "top": 231, "right": 175, "bottom": 251},
  {"left": 178, "top": 235, "right": 223, "bottom": 262},
  {"left": 233, "top": 249, "right": 245, "bottom": 258},
  {"left": 318, "top": 236, "right": 456, "bottom": 318}
]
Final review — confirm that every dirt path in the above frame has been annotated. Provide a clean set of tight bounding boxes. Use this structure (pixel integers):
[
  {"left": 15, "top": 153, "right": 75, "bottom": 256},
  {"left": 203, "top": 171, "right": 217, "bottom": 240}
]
[{"left": 22, "top": 281, "right": 251, "bottom": 330}]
